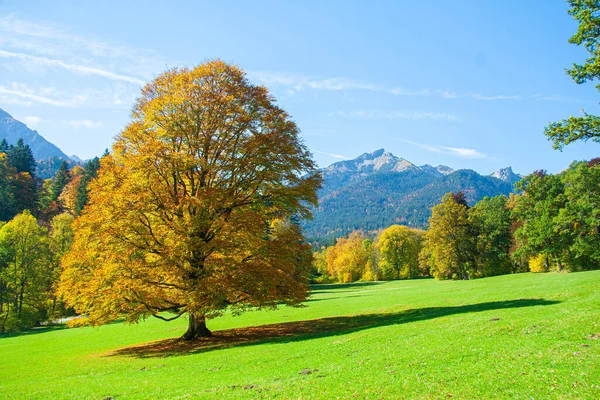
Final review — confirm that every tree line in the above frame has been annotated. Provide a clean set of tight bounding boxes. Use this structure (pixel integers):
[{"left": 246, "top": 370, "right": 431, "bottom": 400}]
[
  {"left": 313, "top": 159, "right": 600, "bottom": 283},
  {"left": 0, "top": 140, "right": 100, "bottom": 332}
]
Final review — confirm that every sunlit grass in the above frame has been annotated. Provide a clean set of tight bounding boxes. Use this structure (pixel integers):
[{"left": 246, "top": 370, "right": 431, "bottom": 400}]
[{"left": 1, "top": 271, "right": 599, "bottom": 399}]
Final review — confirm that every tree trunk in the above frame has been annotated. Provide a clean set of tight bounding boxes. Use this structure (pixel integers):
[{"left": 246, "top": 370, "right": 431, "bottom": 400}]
[
  {"left": 182, "top": 313, "right": 212, "bottom": 341},
  {"left": 556, "top": 256, "right": 564, "bottom": 272},
  {"left": 1, "top": 303, "right": 9, "bottom": 333}
]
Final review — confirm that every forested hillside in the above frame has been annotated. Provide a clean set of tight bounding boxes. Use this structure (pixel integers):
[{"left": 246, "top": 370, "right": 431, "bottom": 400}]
[{"left": 302, "top": 149, "right": 519, "bottom": 242}]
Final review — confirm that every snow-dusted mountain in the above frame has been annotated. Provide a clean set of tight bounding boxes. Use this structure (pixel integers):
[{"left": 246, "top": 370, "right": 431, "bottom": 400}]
[
  {"left": 419, "top": 164, "right": 455, "bottom": 178},
  {"left": 489, "top": 166, "right": 522, "bottom": 185},
  {"left": 324, "top": 149, "right": 420, "bottom": 175},
  {"left": 303, "top": 149, "right": 517, "bottom": 242}
]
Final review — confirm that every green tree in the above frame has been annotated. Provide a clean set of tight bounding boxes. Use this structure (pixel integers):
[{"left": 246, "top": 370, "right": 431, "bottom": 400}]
[
  {"left": 47, "top": 213, "right": 74, "bottom": 318},
  {"left": 0, "top": 153, "right": 17, "bottom": 221},
  {"left": 0, "top": 211, "right": 50, "bottom": 332},
  {"left": 8, "top": 139, "right": 36, "bottom": 176},
  {"left": 377, "top": 225, "right": 423, "bottom": 280},
  {"left": 468, "top": 196, "right": 513, "bottom": 277},
  {"left": 545, "top": 0, "right": 600, "bottom": 149},
  {"left": 425, "top": 193, "right": 476, "bottom": 280},
  {"left": 74, "top": 157, "right": 100, "bottom": 214},
  {"left": 555, "top": 160, "right": 600, "bottom": 269},
  {"left": 49, "top": 161, "right": 71, "bottom": 203},
  {"left": 512, "top": 171, "right": 569, "bottom": 271}
]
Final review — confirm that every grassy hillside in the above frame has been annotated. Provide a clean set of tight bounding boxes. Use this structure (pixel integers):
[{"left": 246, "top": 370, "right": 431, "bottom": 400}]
[{"left": 1, "top": 271, "right": 599, "bottom": 399}]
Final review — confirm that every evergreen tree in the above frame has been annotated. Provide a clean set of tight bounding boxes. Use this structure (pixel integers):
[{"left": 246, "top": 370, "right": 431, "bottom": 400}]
[
  {"left": 8, "top": 139, "right": 36, "bottom": 176},
  {"left": 74, "top": 157, "right": 100, "bottom": 214},
  {"left": 49, "top": 161, "right": 70, "bottom": 202}
]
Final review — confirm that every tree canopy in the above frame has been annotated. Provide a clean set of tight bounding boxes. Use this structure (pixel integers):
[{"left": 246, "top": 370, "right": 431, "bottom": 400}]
[
  {"left": 58, "top": 60, "right": 321, "bottom": 340},
  {"left": 545, "top": 0, "right": 600, "bottom": 149}
]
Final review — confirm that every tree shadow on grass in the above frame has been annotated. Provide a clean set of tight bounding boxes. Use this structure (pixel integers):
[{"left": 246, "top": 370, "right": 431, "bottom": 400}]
[
  {"left": 108, "top": 298, "right": 559, "bottom": 359},
  {"left": 307, "top": 294, "right": 370, "bottom": 302},
  {"left": 310, "top": 281, "right": 385, "bottom": 294},
  {"left": 0, "top": 318, "right": 126, "bottom": 339},
  {"left": 0, "top": 323, "right": 69, "bottom": 338}
]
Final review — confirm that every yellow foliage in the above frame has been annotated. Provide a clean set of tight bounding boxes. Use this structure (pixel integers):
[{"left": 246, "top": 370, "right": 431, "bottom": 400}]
[
  {"left": 377, "top": 225, "right": 424, "bottom": 280},
  {"left": 529, "top": 254, "right": 549, "bottom": 273},
  {"left": 323, "top": 231, "right": 370, "bottom": 283},
  {"left": 58, "top": 60, "right": 321, "bottom": 328}
]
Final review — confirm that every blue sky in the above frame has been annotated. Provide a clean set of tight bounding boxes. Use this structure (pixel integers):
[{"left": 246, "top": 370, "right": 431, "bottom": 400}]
[{"left": 0, "top": 0, "right": 599, "bottom": 174}]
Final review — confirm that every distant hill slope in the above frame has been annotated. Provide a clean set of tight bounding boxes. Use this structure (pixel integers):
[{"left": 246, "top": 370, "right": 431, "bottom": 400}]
[
  {"left": 0, "top": 108, "right": 70, "bottom": 161},
  {"left": 302, "top": 149, "right": 518, "bottom": 241}
]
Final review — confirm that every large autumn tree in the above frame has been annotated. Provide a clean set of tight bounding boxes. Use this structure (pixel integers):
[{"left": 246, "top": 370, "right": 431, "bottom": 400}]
[{"left": 58, "top": 60, "right": 321, "bottom": 340}]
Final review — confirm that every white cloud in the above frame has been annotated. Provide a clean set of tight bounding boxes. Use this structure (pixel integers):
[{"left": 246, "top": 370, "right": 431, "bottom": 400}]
[
  {"left": 398, "top": 138, "right": 488, "bottom": 159},
  {"left": 332, "top": 109, "right": 460, "bottom": 122},
  {"left": 0, "top": 95, "right": 32, "bottom": 106},
  {"left": 468, "top": 93, "right": 522, "bottom": 101},
  {"left": 251, "top": 70, "right": 565, "bottom": 104},
  {"left": 68, "top": 119, "right": 102, "bottom": 129},
  {"left": 436, "top": 145, "right": 487, "bottom": 158},
  {"left": 21, "top": 115, "right": 40, "bottom": 127},
  {"left": 250, "top": 72, "right": 381, "bottom": 92},
  {"left": 0, "top": 81, "right": 140, "bottom": 109},
  {"left": 313, "top": 150, "right": 350, "bottom": 159},
  {"left": 0, "top": 15, "right": 162, "bottom": 111},
  {"left": 390, "top": 87, "right": 431, "bottom": 96},
  {"left": 0, "top": 15, "right": 165, "bottom": 79},
  {"left": 0, "top": 50, "right": 145, "bottom": 85},
  {"left": 0, "top": 83, "right": 80, "bottom": 107}
]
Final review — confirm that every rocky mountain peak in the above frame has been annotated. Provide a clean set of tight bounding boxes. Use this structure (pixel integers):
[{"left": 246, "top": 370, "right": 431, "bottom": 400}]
[
  {"left": 490, "top": 166, "right": 522, "bottom": 184},
  {"left": 325, "top": 149, "right": 418, "bottom": 175}
]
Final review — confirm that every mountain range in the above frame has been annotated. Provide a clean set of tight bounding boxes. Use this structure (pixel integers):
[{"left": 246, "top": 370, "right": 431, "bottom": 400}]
[
  {"left": 0, "top": 109, "right": 524, "bottom": 237},
  {"left": 0, "top": 108, "right": 82, "bottom": 179},
  {"left": 302, "top": 149, "right": 522, "bottom": 242}
]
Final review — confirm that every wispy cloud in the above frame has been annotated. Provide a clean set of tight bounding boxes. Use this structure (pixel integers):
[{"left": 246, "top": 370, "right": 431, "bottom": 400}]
[
  {"left": 0, "top": 15, "right": 164, "bottom": 79},
  {"left": 332, "top": 109, "right": 460, "bottom": 122},
  {"left": 0, "top": 83, "right": 83, "bottom": 107},
  {"left": 467, "top": 93, "right": 522, "bottom": 101},
  {"left": 0, "top": 50, "right": 145, "bottom": 84},
  {"left": 313, "top": 150, "right": 350, "bottom": 160},
  {"left": 251, "top": 70, "right": 573, "bottom": 103},
  {"left": 390, "top": 87, "right": 459, "bottom": 99},
  {"left": 68, "top": 119, "right": 102, "bottom": 129},
  {"left": 250, "top": 72, "right": 381, "bottom": 93},
  {"left": 0, "top": 15, "right": 165, "bottom": 110},
  {"left": 0, "top": 95, "right": 32, "bottom": 106},
  {"left": 398, "top": 138, "right": 488, "bottom": 159}
]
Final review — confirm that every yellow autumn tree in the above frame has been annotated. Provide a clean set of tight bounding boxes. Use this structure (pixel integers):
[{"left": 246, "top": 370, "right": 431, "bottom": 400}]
[
  {"left": 377, "top": 225, "right": 424, "bottom": 280},
  {"left": 58, "top": 60, "right": 321, "bottom": 340},
  {"left": 424, "top": 192, "right": 476, "bottom": 280},
  {"left": 57, "top": 166, "right": 84, "bottom": 214},
  {"left": 325, "top": 231, "right": 370, "bottom": 283}
]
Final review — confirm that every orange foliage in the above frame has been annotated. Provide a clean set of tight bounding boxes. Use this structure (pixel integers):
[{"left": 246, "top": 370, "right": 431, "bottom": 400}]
[{"left": 58, "top": 60, "right": 321, "bottom": 327}]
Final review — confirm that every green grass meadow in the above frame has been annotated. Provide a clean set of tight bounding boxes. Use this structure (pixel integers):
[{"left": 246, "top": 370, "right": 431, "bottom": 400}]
[{"left": 1, "top": 271, "right": 599, "bottom": 399}]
